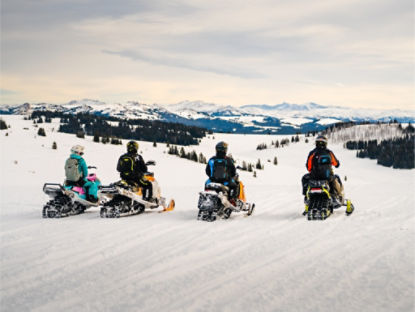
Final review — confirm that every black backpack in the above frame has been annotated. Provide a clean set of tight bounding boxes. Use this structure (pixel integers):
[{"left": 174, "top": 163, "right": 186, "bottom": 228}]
[
  {"left": 117, "top": 154, "right": 136, "bottom": 178},
  {"left": 212, "top": 158, "right": 228, "bottom": 181},
  {"left": 312, "top": 153, "right": 332, "bottom": 179}
]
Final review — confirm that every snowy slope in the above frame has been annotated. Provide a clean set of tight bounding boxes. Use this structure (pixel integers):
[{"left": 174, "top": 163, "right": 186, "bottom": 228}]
[{"left": 0, "top": 116, "right": 414, "bottom": 312}]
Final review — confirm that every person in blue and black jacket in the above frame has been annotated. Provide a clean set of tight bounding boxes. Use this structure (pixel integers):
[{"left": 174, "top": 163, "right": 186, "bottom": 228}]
[{"left": 205, "top": 141, "right": 238, "bottom": 199}]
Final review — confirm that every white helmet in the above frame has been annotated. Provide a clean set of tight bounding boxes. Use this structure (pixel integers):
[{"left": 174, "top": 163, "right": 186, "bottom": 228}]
[{"left": 71, "top": 145, "right": 84, "bottom": 155}]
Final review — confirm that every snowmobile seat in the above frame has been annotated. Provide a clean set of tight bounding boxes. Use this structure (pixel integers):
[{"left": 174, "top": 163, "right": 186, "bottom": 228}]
[
  {"left": 206, "top": 182, "right": 229, "bottom": 194},
  {"left": 43, "top": 183, "right": 65, "bottom": 197},
  {"left": 308, "top": 179, "right": 330, "bottom": 188}
]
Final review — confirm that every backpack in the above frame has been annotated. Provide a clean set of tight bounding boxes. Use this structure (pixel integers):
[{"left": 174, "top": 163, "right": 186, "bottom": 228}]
[
  {"left": 65, "top": 158, "right": 82, "bottom": 182},
  {"left": 312, "top": 153, "right": 332, "bottom": 179},
  {"left": 212, "top": 158, "right": 228, "bottom": 181},
  {"left": 117, "top": 154, "right": 136, "bottom": 178}
]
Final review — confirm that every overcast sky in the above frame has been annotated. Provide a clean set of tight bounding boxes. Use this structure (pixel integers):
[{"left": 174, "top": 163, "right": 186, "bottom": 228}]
[{"left": 1, "top": 0, "right": 414, "bottom": 109}]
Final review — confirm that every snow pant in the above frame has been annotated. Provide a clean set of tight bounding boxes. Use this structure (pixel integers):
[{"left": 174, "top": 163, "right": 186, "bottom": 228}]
[
  {"left": 301, "top": 174, "right": 310, "bottom": 195},
  {"left": 331, "top": 175, "right": 344, "bottom": 201},
  {"left": 205, "top": 179, "right": 238, "bottom": 199},
  {"left": 83, "top": 180, "right": 99, "bottom": 200},
  {"left": 123, "top": 177, "right": 153, "bottom": 200},
  {"left": 65, "top": 179, "right": 99, "bottom": 200},
  {"left": 138, "top": 177, "right": 153, "bottom": 201}
]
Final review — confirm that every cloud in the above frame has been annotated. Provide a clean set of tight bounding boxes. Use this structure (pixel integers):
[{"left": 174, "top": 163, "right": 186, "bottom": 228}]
[
  {"left": 0, "top": 89, "right": 19, "bottom": 95},
  {"left": 1, "top": 0, "right": 413, "bottom": 108},
  {"left": 103, "top": 49, "right": 266, "bottom": 79}
]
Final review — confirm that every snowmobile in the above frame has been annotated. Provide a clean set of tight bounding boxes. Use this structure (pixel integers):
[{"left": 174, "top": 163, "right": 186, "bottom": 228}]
[
  {"left": 42, "top": 167, "right": 100, "bottom": 218},
  {"left": 197, "top": 175, "right": 255, "bottom": 222},
  {"left": 303, "top": 179, "right": 354, "bottom": 220},
  {"left": 99, "top": 161, "right": 175, "bottom": 218}
]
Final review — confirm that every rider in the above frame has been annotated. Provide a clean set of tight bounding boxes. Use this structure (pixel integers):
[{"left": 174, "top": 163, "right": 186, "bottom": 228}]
[
  {"left": 117, "top": 140, "right": 153, "bottom": 201},
  {"left": 64, "top": 145, "right": 99, "bottom": 202},
  {"left": 302, "top": 135, "right": 344, "bottom": 204},
  {"left": 205, "top": 141, "right": 238, "bottom": 201}
]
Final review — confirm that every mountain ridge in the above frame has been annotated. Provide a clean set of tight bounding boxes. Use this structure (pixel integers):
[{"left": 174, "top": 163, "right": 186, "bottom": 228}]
[{"left": 1, "top": 99, "right": 414, "bottom": 134}]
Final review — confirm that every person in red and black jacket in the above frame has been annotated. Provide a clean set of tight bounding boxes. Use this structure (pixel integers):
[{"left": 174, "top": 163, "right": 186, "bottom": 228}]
[{"left": 302, "top": 135, "right": 344, "bottom": 202}]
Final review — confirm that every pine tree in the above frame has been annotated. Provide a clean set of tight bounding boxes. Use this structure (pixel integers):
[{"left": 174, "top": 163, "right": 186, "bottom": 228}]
[
  {"left": 247, "top": 163, "right": 253, "bottom": 172},
  {"left": 242, "top": 161, "right": 247, "bottom": 170},
  {"left": 0, "top": 119, "right": 7, "bottom": 130},
  {"left": 199, "top": 153, "right": 206, "bottom": 163},
  {"left": 93, "top": 133, "right": 100, "bottom": 142},
  {"left": 180, "top": 147, "right": 186, "bottom": 158},
  {"left": 52, "top": 141, "right": 57, "bottom": 149},
  {"left": 76, "top": 130, "right": 85, "bottom": 138},
  {"left": 256, "top": 159, "right": 262, "bottom": 170},
  {"left": 253, "top": 171, "right": 257, "bottom": 177},
  {"left": 153, "top": 141, "right": 157, "bottom": 147},
  {"left": 37, "top": 128, "right": 46, "bottom": 136},
  {"left": 190, "top": 150, "right": 198, "bottom": 162},
  {"left": 273, "top": 156, "right": 278, "bottom": 165}
]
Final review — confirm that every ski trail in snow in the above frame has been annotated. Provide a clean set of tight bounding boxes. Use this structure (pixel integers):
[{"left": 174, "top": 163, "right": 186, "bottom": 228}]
[{"left": 0, "top": 116, "right": 414, "bottom": 312}]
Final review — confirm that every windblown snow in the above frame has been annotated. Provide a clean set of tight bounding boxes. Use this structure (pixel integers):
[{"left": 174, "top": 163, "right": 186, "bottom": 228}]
[{"left": 0, "top": 116, "right": 414, "bottom": 312}]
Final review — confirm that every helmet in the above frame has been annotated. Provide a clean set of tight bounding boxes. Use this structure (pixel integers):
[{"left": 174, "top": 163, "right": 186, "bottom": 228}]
[
  {"left": 127, "top": 141, "right": 139, "bottom": 153},
  {"left": 315, "top": 135, "right": 328, "bottom": 149},
  {"left": 71, "top": 145, "right": 84, "bottom": 155},
  {"left": 215, "top": 141, "right": 228, "bottom": 154}
]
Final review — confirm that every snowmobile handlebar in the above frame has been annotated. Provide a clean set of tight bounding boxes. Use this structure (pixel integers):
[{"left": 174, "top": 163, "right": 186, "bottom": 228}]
[
  {"left": 88, "top": 166, "right": 97, "bottom": 169},
  {"left": 146, "top": 160, "right": 156, "bottom": 166},
  {"left": 43, "top": 183, "right": 65, "bottom": 191}
]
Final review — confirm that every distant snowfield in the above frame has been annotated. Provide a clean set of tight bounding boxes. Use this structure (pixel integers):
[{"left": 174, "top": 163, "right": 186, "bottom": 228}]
[{"left": 0, "top": 116, "right": 414, "bottom": 312}]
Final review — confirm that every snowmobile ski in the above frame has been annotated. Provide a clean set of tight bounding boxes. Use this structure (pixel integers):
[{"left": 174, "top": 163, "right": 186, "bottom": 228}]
[{"left": 159, "top": 199, "right": 175, "bottom": 213}]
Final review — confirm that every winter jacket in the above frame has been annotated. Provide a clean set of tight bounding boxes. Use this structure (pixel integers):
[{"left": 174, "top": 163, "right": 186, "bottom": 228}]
[
  {"left": 205, "top": 155, "right": 236, "bottom": 183},
  {"left": 117, "top": 152, "right": 148, "bottom": 183},
  {"left": 306, "top": 147, "right": 339, "bottom": 179}
]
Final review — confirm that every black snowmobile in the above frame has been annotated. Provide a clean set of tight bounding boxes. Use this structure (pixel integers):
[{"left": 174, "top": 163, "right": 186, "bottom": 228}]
[
  {"left": 197, "top": 174, "right": 254, "bottom": 222},
  {"left": 304, "top": 179, "right": 354, "bottom": 220}
]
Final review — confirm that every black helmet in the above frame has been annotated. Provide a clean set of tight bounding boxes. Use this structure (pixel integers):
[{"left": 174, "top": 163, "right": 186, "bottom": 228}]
[
  {"left": 315, "top": 135, "right": 328, "bottom": 149},
  {"left": 127, "top": 141, "right": 139, "bottom": 153},
  {"left": 215, "top": 141, "right": 228, "bottom": 154}
]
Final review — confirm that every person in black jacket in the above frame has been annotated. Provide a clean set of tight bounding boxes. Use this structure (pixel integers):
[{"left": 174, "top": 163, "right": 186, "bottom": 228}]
[
  {"left": 117, "top": 141, "right": 153, "bottom": 201},
  {"left": 205, "top": 141, "right": 238, "bottom": 199},
  {"left": 302, "top": 135, "right": 344, "bottom": 203}
]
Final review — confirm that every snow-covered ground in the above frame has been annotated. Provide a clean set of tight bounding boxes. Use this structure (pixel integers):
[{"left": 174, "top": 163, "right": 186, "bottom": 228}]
[{"left": 0, "top": 116, "right": 414, "bottom": 312}]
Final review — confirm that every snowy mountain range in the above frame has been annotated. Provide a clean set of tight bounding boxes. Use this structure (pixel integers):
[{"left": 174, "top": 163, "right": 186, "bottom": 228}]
[{"left": 1, "top": 99, "right": 414, "bottom": 134}]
